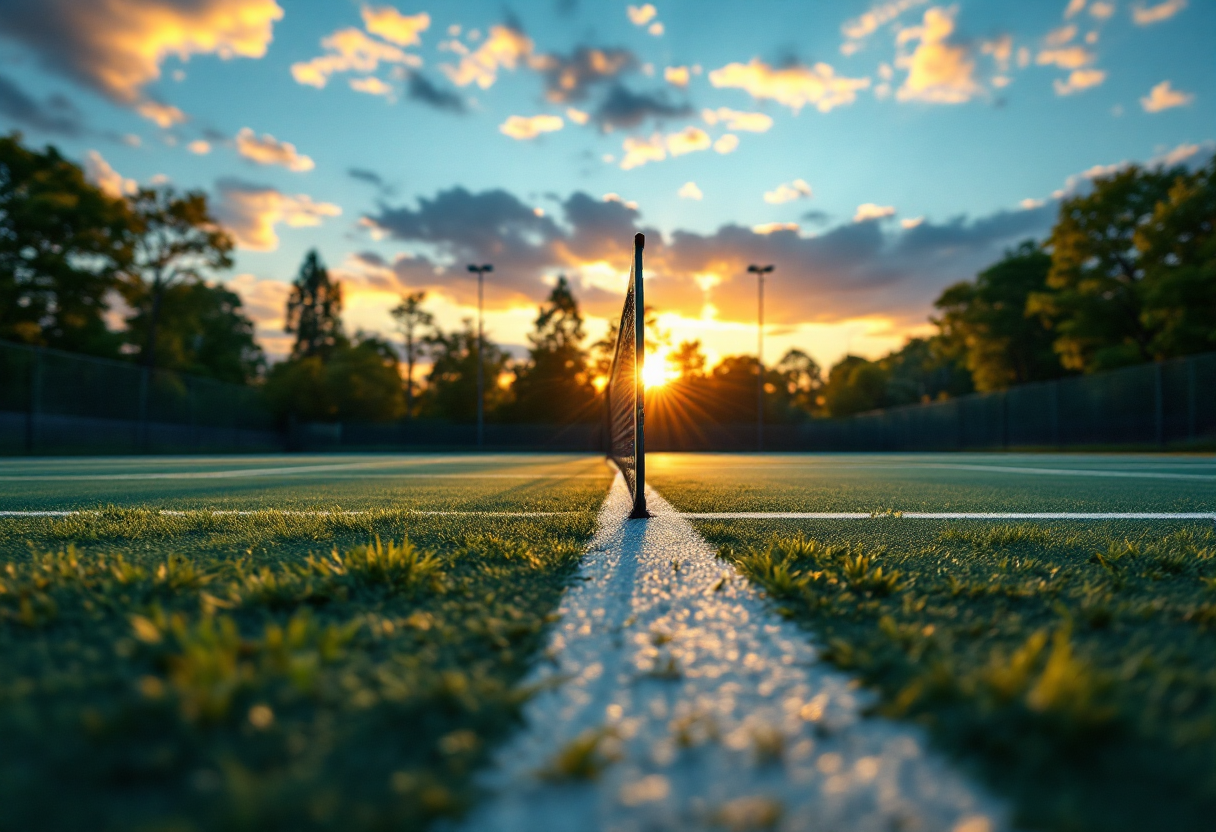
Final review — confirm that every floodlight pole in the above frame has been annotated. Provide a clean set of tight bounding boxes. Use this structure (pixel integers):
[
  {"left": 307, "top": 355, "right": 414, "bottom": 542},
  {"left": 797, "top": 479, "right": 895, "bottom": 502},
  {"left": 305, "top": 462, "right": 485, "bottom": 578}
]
[
  {"left": 467, "top": 264, "right": 493, "bottom": 448},
  {"left": 748, "top": 265, "right": 774, "bottom": 452}
]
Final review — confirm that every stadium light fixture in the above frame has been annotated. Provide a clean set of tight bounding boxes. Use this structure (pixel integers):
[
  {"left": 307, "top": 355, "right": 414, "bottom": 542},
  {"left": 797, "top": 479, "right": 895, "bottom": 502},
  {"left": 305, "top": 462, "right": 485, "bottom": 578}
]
[
  {"left": 747, "top": 264, "right": 774, "bottom": 452},
  {"left": 467, "top": 264, "right": 494, "bottom": 448}
]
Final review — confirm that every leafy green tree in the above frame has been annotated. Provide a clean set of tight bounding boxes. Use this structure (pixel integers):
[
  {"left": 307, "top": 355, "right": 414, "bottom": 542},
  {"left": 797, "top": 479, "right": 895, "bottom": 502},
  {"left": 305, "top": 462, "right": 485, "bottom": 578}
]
[
  {"left": 121, "top": 187, "right": 233, "bottom": 368},
  {"left": 123, "top": 280, "right": 263, "bottom": 384},
  {"left": 264, "top": 337, "right": 404, "bottom": 424},
  {"left": 390, "top": 291, "right": 433, "bottom": 419},
  {"left": 285, "top": 250, "right": 345, "bottom": 359},
  {"left": 1030, "top": 165, "right": 1181, "bottom": 372},
  {"left": 1136, "top": 158, "right": 1216, "bottom": 358},
  {"left": 774, "top": 348, "right": 822, "bottom": 415},
  {"left": 934, "top": 241, "right": 1063, "bottom": 391},
  {"left": 0, "top": 133, "right": 131, "bottom": 355},
  {"left": 822, "top": 355, "right": 887, "bottom": 417},
  {"left": 421, "top": 320, "right": 510, "bottom": 422},
  {"left": 509, "top": 276, "right": 596, "bottom": 423}
]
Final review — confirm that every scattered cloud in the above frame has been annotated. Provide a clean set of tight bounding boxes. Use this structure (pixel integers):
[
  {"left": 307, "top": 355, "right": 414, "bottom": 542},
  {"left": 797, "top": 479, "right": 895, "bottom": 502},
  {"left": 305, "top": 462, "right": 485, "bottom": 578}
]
[
  {"left": 0, "top": 0, "right": 281, "bottom": 124},
  {"left": 854, "top": 203, "right": 896, "bottom": 222},
  {"left": 1064, "top": 0, "right": 1087, "bottom": 18},
  {"left": 627, "top": 5, "right": 658, "bottom": 26},
  {"left": 840, "top": 0, "right": 927, "bottom": 54},
  {"left": 235, "top": 128, "right": 314, "bottom": 171},
  {"left": 566, "top": 107, "right": 590, "bottom": 124},
  {"left": 1019, "top": 197, "right": 1045, "bottom": 210},
  {"left": 620, "top": 134, "right": 668, "bottom": 169},
  {"left": 360, "top": 6, "right": 430, "bottom": 46},
  {"left": 764, "top": 179, "right": 813, "bottom": 204},
  {"left": 0, "top": 73, "right": 84, "bottom": 136},
  {"left": 1037, "top": 46, "right": 1094, "bottom": 69},
  {"left": 187, "top": 139, "right": 211, "bottom": 154},
  {"left": 752, "top": 222, "right": 800, "bottom": 235},
  {"left": 702, "top": 107, "right": 774, "bottom": 132},
  {"left": 1150, "top": 141, "right": 1214, "bottom": 167},
  {"left": 136, "top": 101, "right": 186, "bottom": 128},
  {"left": 348, "top": 167, "right": 389, "bottom": 190},
  {"left": 499, "top": 114, "right": 564, "bottom": 139},
  {"left": 215, "top": 179, "right": 341, "bottom": 251},
  {"left": 900, "top": 216, "right": 924, "bottom": 228},
  {"left": 708, "top": 58, "right": 870, "bottom": 113},
  {"left": 84, "top": 150, "right": 136, "bottom": 198},
  {"left": 649, "top": 22, "right": 665, "bottom": 36},
  {"left": 350, "top": 76, "right": 393, "bottom": 96},
  {"left": 1140, "top": 80, "right": 1194, "bottom": 112},
  {"left": 666, "top": 126, "right": 711, "bottom": 156},
  {"left": 1054, "top": 68, "right": 1106, "bottom": 95},
  {"left": 1045, "top": 24, "right": 1077, "bottom": 46},
  {"left": 714, "top": 134, "right": 740, "bottom": 154},
  {"left": 896, "top": 7, "right": 981, "bottom": 104},
  {"left": 1132, "top": 0, "right": 1187, "bottom": 25},
  {"left": 678, "top": 181, "right": 703, "bottom": 200},
  {"left": 592, "top": 84, "right": 692, "bottom": 131},
  {"left": 292, "top": 27, "right": 421, "bottom": 88},
  {"left": 440, "top": 24, "right": 533, "bottom": 88},
  {"left": 1089, "top": 2, "right": 1115, "bottom": 19},
  {"left": 665, "top": 66, "right": 690, "bottom": 87}
]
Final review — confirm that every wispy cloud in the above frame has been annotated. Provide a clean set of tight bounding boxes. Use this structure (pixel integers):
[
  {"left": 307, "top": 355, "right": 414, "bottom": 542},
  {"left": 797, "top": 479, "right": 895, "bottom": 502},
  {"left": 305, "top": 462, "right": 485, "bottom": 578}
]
[
  {"left": 764, "top": 179, "right": 813, "bottom": 204},
  {"left": 215, "top": 179, "right": 341, "bottom": 251},
  {"left": 499, "top": 114, "right": 564, "bottom": 140},
  {"left": 896, "top": 7, "right": 981, "bottom": 104},
  {"left": 292, "top": 27, "right": 421, "bottom": 88},
  {"left": 1132, "top": 0, "right": 1187, "bottom": 25}
]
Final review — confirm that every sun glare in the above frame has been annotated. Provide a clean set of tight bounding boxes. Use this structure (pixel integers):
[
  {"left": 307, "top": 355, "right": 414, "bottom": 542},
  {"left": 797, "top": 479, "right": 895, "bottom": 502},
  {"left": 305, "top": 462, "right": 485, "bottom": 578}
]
[{"left": 642, "top": 353, "right": 675, "bottom": 388}]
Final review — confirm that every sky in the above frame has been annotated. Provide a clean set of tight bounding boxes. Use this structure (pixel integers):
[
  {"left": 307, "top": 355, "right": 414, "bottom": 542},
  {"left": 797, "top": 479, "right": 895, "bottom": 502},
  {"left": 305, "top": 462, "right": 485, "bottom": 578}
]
[{"left": 0, "top": 0, "right": 1212, "bottom": 375}]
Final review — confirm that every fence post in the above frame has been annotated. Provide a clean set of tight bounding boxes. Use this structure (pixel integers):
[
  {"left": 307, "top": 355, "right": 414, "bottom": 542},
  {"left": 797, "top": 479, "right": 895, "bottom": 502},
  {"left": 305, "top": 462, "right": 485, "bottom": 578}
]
[
  {"left": 26, "top": 347, "right": 43, "bottom": 454},
  {"left": 1154, "top": 361, "right": 1164, "bottom": 446}
]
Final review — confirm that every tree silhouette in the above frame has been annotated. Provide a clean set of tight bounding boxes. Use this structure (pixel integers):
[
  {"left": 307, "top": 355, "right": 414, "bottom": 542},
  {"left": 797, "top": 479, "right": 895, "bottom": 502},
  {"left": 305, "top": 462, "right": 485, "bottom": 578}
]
[
  {"left": 390, "top": 291, "right": 433, "bottom": 419},
  {"left": 285, "top": 250, "right": 344, "bottom": 359}
]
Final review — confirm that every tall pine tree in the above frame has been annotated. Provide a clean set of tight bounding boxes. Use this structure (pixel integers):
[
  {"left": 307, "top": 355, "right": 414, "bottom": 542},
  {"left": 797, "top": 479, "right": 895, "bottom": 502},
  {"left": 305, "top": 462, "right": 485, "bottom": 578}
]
[{"left": 285, "top": 250, "right": 344, "bottom": 358}]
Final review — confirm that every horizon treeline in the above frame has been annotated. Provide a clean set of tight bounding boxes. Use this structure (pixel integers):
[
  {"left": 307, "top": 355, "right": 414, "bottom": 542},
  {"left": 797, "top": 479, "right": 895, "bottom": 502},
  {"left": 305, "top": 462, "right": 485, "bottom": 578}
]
[{"left": 3, "top": 132, "right": 1214, "bottom": 425}]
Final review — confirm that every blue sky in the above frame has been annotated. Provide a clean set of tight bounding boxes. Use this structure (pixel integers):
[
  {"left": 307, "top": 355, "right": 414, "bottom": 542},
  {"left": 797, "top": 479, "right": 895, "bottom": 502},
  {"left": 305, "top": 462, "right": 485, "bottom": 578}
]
[{"left": 1, "top": 0, "right": 1212, "bottom": 371}]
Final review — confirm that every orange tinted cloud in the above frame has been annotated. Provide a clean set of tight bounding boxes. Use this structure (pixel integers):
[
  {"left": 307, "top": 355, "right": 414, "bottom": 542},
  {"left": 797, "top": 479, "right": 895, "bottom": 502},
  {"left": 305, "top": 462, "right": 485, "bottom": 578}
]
[
  {"left": 499, "top": 114, "right": 564, "bottom": 139},
  {"left": 216, "top": 180, "right": 341, "bottom": 251},
  {"left": 360, "top": 6, "right": 430, "bottom": 46},
  {"left": 0, "top": 0, "right": 281, "bottom": 123},
  {"left": 292, "top": 27, "right": 421, "bottom": 88},
  {"left": 84, "top": 150, "right": 136, "bottom": 198},
  {"left": 440, "top": 25, "right": 533, "bottom": 88},
  {"left": 1140, "top": 80, "right": 1194, "bottom": 112},
  {"left": 896, "top": 7, "right": 981, "bottom": 104},
  {"left": 234, "top": 128, "right": 315, "bottom": 171},
  {"left": 708, "top": 59, "right": 870, "bottom": 113}
]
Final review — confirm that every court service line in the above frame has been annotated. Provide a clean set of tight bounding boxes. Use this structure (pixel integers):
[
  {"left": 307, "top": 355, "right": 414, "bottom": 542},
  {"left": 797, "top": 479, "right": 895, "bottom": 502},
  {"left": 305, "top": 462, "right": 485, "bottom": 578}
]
[{"left": 918, "top": 463, "right": 1216, "bottom": 481}]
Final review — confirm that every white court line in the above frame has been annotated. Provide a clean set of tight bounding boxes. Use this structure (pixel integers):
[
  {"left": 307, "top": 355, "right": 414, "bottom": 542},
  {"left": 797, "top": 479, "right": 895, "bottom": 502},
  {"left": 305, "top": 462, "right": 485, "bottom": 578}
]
[
  {"left": 0, "top": 509, "right": 586, "bottom": 518},
  {"left": 684, "top": 511, "right": 1216, "bottom": 520},
  {"left": 0, "top": 465, "right": 602, "bottom": 482},
  {"left": 461, "top": 477, "right": 1008, "bottom": 830}
]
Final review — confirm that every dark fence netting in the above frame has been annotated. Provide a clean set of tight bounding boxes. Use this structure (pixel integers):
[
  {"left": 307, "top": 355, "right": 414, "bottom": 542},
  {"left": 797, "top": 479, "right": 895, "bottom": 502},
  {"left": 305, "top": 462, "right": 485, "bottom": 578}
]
[
  {"left": 648, "top": 352, "right": 1216, "bottom": 453},
  {"left": 5, "top": 339, "right": 1215, "bottom": 455},
  {"left": 0, "top": 340, "right": 279, "bottom": 454}
]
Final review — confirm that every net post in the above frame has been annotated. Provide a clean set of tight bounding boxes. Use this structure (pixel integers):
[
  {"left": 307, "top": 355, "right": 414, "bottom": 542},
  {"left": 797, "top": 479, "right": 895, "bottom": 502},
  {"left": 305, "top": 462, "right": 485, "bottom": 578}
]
[{"left": 630, "top": 232, "right": 649, "bottom": 519}]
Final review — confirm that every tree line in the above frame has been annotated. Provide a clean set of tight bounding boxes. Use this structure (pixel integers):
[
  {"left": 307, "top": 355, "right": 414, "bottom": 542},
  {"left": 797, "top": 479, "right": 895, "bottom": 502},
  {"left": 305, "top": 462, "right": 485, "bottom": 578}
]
[{"left": 3, "top": 132, "right": 1213, "bottom": 424}]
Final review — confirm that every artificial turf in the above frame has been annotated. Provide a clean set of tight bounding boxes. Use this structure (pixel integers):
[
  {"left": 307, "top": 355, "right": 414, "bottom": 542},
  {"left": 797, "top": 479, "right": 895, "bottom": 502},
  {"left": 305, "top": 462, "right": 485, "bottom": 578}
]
[
  {"left": 650, "top": 453, "right": 1216, "bottom": 832},
  {"left": 0, "top": 455, "right": 611, "bottom": 831}
]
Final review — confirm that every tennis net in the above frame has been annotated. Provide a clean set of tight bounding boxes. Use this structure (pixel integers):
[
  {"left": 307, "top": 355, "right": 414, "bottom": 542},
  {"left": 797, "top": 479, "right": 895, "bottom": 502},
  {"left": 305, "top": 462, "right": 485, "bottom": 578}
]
[{"left": 606, "top": 233, "right": 648, "bottom": 518}]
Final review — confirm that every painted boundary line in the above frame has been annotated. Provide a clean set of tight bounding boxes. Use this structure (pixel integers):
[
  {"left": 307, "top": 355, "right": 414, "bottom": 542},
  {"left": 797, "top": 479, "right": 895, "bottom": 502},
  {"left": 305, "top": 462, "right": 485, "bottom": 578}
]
[
  {"left": 0, "top": 510, "right": 586, "bottom": 518},
  {"left": 1, "top": 509, "right": 1213, "bottom": 521}
]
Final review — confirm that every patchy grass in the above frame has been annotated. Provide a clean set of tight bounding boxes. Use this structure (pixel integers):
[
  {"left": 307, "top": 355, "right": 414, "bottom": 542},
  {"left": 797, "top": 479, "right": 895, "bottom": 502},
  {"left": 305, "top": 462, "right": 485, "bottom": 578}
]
[
  {"left": 0, "top": 509, "right": 597, "bottom": 831},
  {"left": 701, "top": 522, "right": 1216, "bottom": 832}
]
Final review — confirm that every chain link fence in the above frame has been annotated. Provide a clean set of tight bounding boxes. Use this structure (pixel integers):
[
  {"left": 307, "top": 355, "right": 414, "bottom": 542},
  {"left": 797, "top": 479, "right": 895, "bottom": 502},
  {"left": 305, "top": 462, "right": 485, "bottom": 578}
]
[{"left": 0, "top": 341, "right": 279, "bottom": 454}]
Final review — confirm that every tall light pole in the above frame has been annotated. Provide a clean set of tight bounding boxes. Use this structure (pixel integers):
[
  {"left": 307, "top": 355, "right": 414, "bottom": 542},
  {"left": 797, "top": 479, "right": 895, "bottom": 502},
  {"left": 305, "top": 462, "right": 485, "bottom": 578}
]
[
  {"left": 748, "top": 264, "right": 774, "bottom": 452},
  {"left": 467, "top": 263, "right": 493, "bottom": 448}
]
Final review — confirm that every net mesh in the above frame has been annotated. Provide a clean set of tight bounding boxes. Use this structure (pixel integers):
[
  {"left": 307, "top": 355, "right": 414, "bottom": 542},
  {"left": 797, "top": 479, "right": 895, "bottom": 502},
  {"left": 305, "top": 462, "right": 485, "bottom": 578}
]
[{"left": 607, "top": 258, "right": 638, "bottom": 500}]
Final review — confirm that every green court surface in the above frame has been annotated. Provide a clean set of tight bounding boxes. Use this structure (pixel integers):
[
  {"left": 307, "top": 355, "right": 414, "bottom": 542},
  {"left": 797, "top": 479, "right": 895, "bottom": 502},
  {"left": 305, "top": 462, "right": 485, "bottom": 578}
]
[
  {"left": 2, "top": 452, "right": 1214, "bottom": 832},
  {"left": 0, "top": 453, "right": 612, "bottom": 513}
]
